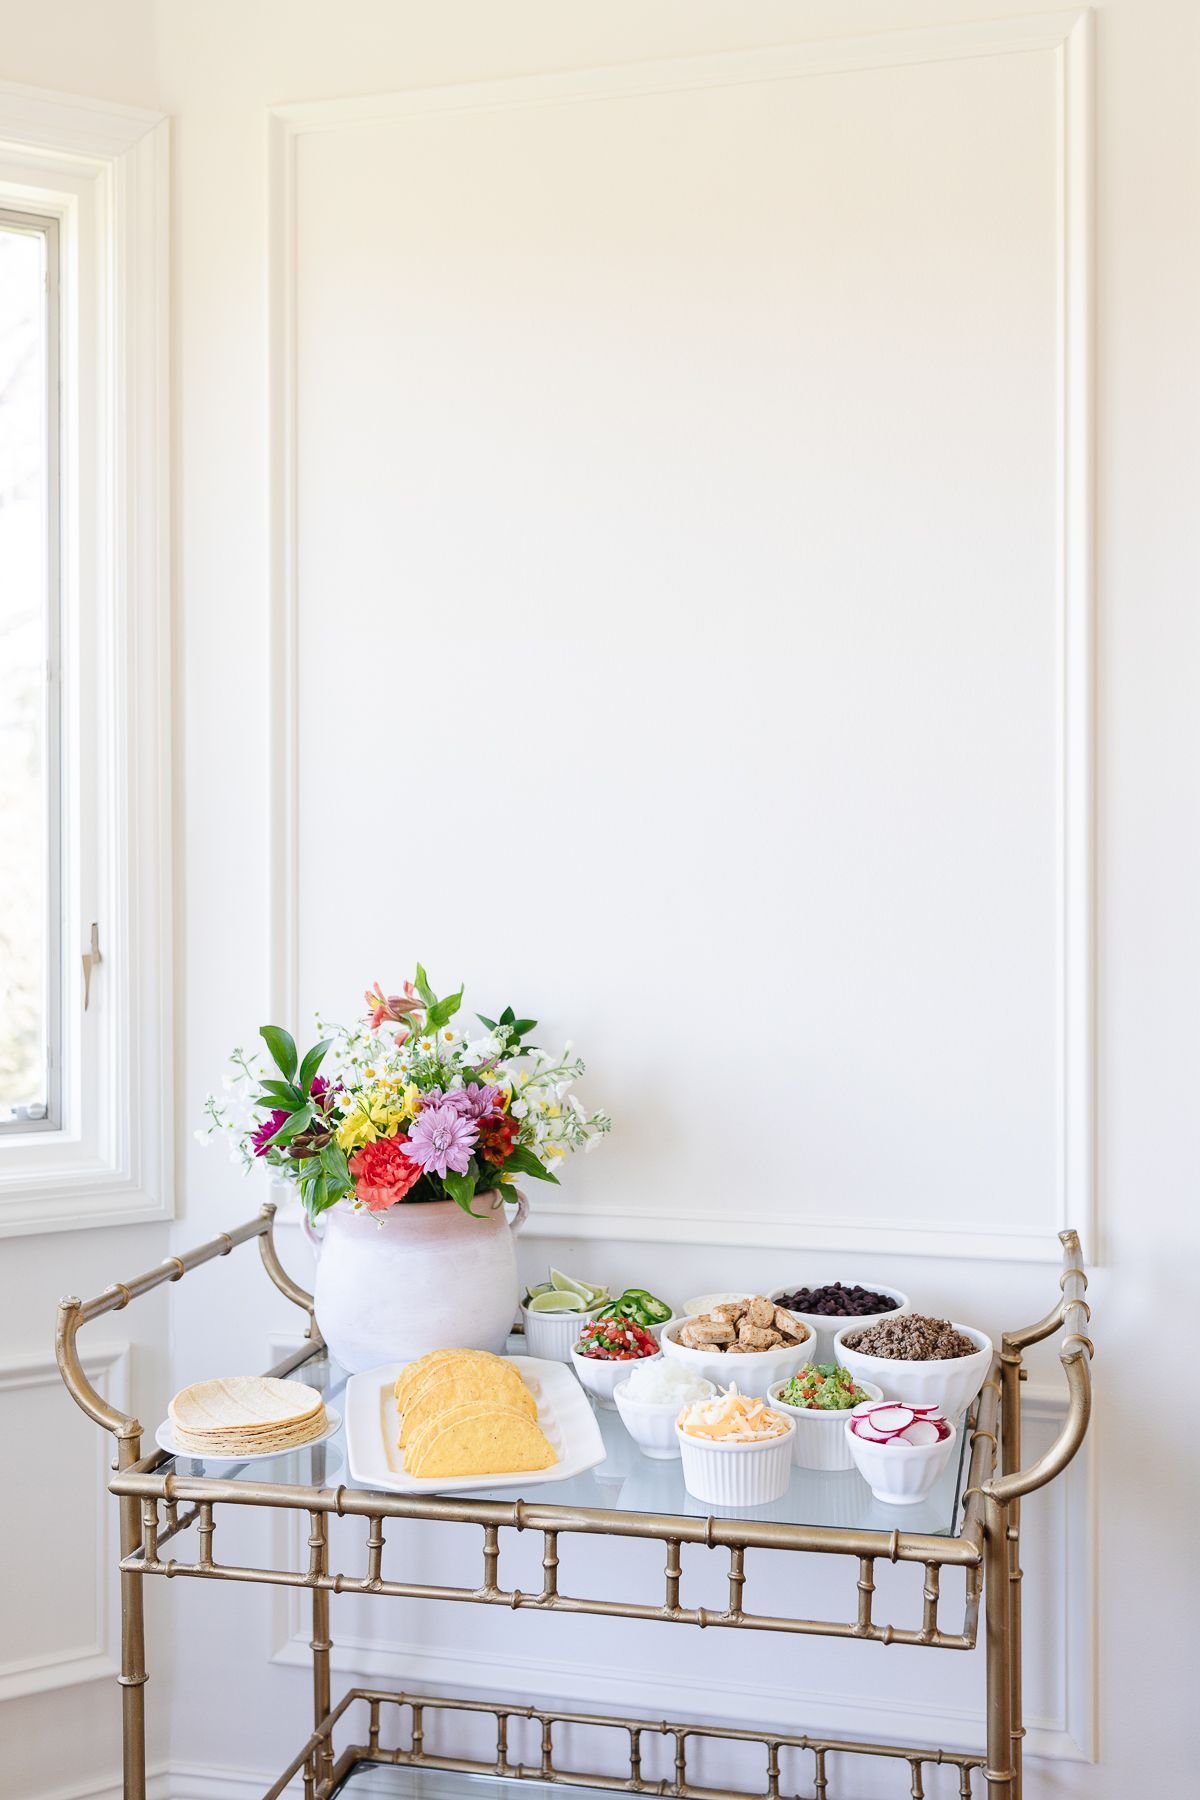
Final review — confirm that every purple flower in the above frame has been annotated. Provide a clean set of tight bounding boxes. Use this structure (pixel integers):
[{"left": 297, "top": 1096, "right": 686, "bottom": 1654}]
[
  {"left": 251, "top": 1109, "right": 290, "bottom": 1157},
  {"left": 403, "top": 1103, "right": 479, "bottom": 1178},
  {"left": 436, "top": 1082, "right": 503, "bottom": 1121}
]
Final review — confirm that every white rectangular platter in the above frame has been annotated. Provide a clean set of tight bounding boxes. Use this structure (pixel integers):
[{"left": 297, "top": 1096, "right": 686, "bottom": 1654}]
[{"left": 344, "top": 1353, "right": 606, "bottom": 1495}]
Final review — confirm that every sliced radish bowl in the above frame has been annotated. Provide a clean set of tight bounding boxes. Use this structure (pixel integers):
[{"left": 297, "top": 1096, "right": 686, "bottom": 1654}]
[{"left": 843, "top": 1401, "right": 958, "bottom": 1504}]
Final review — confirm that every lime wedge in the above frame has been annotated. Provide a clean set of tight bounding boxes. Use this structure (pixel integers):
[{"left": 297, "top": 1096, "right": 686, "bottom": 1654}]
[
  {"left": 527, "top": 1290, "right": 584, "bottom": 1313},
  {"left": 549, "top": 1267, "right": 594, "bottom": 1301}
]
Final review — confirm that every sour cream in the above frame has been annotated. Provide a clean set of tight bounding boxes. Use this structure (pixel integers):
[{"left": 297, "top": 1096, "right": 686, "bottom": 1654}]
[{"left": 622, "top": 1360, "right": 715, "bottom": 1406}]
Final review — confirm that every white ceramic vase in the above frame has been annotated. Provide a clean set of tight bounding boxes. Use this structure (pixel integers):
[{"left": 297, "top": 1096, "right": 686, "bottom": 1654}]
[{"left": 302, "top": 1190, "right": 527, "bottom": 1373}]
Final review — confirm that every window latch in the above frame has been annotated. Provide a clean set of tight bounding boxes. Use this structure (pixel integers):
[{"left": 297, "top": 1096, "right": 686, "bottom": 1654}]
[{"left": 82, "top": 922, "right": 102, "bottom": 1010}]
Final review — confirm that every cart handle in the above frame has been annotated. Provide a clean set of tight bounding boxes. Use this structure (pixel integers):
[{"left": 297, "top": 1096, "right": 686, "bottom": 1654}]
[
  {"left": 981, "top": 1227, "right": 1093, "bottom": 1504},
  {"left": 55, "top": 1202, "right": 315, "bottom": 1441}
]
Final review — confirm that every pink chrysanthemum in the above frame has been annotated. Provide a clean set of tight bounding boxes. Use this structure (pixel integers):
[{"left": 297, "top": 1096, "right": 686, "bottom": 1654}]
[{"left": 402, "top": 1103, "right": 479, "bottom": 1179}]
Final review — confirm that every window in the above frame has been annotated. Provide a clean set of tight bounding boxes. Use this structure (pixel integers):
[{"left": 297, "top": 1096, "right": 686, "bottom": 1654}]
[
  {"left": 0, "top": 89, "right": 171, "bottom": 1235},
  {"left": 0, "top": 210, "right": 60, "bottom": 1131}
]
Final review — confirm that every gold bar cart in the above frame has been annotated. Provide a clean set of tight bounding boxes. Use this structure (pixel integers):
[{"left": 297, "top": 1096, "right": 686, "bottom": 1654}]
[{"left": 55, "top": 1207, "right": 1093, "bottom": 1800}]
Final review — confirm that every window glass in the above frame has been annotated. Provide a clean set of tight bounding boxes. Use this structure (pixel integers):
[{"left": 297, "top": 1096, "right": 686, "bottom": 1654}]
[{"left": 0, "top": 216, "right": 57, "bottom": 1127}]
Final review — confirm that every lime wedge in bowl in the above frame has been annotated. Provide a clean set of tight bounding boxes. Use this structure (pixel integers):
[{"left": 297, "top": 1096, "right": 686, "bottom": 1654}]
[
  {"left": 549, "top": 1268, "right": 595, "bottom": 1301},
  {"left": 526, "top": 1290, "right": 586, "bottom": 1313}
]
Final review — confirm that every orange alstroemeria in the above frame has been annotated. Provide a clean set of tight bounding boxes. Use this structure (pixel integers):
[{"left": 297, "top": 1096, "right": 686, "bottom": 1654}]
[{"left": 364, "top": 981, "right": 424, "bottom": 1030}]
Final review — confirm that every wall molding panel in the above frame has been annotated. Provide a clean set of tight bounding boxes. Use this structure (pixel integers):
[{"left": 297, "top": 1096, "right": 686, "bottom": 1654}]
[
  {"left": 267, "top": 9, "right": 1094, "bottom": 1265},
  {"left": 0, "top": 1342, "right": 129, "bottom": 1701}
]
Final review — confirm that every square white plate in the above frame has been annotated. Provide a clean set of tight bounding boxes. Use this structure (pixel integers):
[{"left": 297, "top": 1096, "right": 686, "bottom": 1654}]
[{"left": 344, "top": 1353, "right": 606, "bottom": 1494}]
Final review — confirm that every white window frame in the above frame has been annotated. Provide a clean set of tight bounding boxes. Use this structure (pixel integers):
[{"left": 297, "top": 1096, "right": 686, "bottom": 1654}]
[{"left": 0, "top": 84, "right": 171, "bottom": 1236}]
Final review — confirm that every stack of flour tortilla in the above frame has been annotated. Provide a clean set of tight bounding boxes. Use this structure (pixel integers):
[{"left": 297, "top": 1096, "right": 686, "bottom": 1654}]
[{"left": 168, "top": 1376, "right": 328, "bottom": 1456}]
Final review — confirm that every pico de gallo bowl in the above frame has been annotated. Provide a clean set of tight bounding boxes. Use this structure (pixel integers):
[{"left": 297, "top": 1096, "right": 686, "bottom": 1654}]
[{"left": 571, "top": 1318, "right": 661, "bottom": 1410}]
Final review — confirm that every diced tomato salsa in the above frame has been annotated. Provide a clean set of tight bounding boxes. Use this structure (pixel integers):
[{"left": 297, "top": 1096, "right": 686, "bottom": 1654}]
[{"left": 574, "top": 1319, "right": 659, "bottom": 1361}]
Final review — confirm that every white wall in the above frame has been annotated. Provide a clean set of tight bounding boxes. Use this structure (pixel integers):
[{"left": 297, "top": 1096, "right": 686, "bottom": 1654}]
[{"left": 2, "top": 1, "right": 1197, "bottom": 1796}]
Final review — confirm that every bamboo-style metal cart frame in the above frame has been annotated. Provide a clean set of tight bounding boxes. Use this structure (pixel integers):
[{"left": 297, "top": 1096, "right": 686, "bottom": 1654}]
[{"left": 55, "top": 1207, "right": 1093, "bottom": 1800}]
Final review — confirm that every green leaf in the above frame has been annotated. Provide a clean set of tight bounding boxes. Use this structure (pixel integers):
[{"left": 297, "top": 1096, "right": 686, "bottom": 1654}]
[
  {"left": 298, "top": 1037, "right": 333, "bottom": 1096},
  {"left": 510, "top": 1018, "right": 537, "bottom": 1037},
  {"left": 267, "top": 1105, "right": 313, "bottom": 1147},
  {"left": 500, "top": 1006, "right": 515, "bottom": 1026},
  {"left": 254, "top": 1079, "right": 303, "bottom": 1108},
  {"left": 443, "top": 1169, "right": 484, "bottom": 1215},
  {"left": 425, "top": 985, "right": 464, "bottom": 1032},
  {"left": 413, "top": 964, "right": 438, "bottom": 1008},
  {"left": 476, "top": 1014, "right": 498, "bottom": 1031},
  {"left": 319, "top": 1143, "right": 351, "bottom": 1194},
  {"left": 260, "top": 1025, "right": 298, "bottom": 1080},
  {"left": 501, "top": 1145, "right": 560, "bottom": 1185}
]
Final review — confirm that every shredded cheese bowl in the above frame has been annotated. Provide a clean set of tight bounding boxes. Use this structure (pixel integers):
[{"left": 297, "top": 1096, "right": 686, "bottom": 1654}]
[{"left": 675, "top": 1387, "right": 795, "bottom": 1507}]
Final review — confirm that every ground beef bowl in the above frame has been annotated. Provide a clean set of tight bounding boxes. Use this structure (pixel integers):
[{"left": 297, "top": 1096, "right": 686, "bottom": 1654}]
[
  {"left": 770, "top": 1281, "right": 910, "bottom": 1364},
  {"left": 834, "top": 1320, "right": 992, "bottom": 1418}
]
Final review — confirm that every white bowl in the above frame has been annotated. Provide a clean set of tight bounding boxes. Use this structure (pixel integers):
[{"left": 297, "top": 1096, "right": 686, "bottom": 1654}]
[
  {"left": 571, "top": 1345, "right": 661, "bottom": 1409},
  {"left": 675, "top": 1414, "right": 795, "bottom": 1507},
  {"left": 521, "top": 1301, "right": 602, "bottom": 1363},
  {"left": 661, "top": 1317, "right": 812, "bottom": 1392},
  {"left": 767, "top": 1377, "right": 884, "bottom": 1470},
  {"left": 834, "top": 1323, "right": 993, "bottom": 1419},
  {"left": 682, "top": 1291, "right": 751, "bottom": 1318},
  {"left": 843, "top": 1407, "right": 958, "bottom": 1505},
  {"left": 613, "top": 1375, "right": 716, "bottom": 1458},
  {"left": 770, "top": 1284, "right": 911, "bottom": 1364}
]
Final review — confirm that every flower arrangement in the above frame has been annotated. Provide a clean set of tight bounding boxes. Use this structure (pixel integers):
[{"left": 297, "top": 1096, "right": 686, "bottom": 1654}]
[{"left": 200, "top": 966, "right": 610, "bottom": 1222}]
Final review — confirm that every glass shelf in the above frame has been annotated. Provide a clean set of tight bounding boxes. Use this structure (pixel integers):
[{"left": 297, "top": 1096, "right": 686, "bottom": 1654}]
[
  {"left": 332, "top": 1771, "right": 635, "bottom": 1800},
  {"left": 157, "top": 1341, "right": 971, "bottom": 1538}
]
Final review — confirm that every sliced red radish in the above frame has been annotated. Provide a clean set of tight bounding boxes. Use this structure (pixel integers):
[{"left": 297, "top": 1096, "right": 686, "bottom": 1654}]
[
  {"left": 851, "top": 1417, "right": 892, "bottom": 1441},
  {"left": 901, "top": 1419, "right": 941, "bottom": 1447},
  {"left": 863, "top": 1405, "right": 916, "bottom": 1434}
]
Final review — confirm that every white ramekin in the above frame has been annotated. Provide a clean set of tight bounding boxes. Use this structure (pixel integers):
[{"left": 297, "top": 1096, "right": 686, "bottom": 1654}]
[
  {"left": 571, "top": 1346, "right": 661, "bottom": 1409},
  {"left": 681, "top": 1292, "right": 751, "bottom": 1318},
  {"left": 843, "top": 1407, "right": 958, "bottom": 1505},
  {"left": 770, "top": 1285, "right": 911, "bottom": 1364},
  {"left": 520, "top": 1302, "right": 602, "bottom": 1363},
  {"left": 613, "top": 1377, "right": 715, "bottom": 1458},
  {"left": 767, "top": 1377, "right": 884, "bottom": 1470},
  {"left": 661, "top": 1318, "right": 812, "bottom": 1393},
  {"left": 834, "top": 1324, "right": 992, "bottom": 1419},
  {"left": 675, "top": 1415, "right": 795, "bottom": 1506}
]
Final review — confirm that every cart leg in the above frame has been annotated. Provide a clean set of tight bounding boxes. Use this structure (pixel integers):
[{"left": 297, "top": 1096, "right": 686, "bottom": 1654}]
[
  {"left": 309, "top": 1511, "right": 334, "bottom": 1792},
  {"left": 1000, "top": 1346, "right": 1025, "bottom": 1799},
  {"left": 116, "top": 1439, "right": 148, "bottom": 1800},
  {"left": 983, "top": 1492, "right": 1015, "bottom": 1799}
]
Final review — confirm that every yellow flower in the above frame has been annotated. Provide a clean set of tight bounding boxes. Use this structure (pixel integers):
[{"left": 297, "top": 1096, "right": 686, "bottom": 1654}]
[
  {"left": 399, "top": 1082, "right": 422, "bottom": 1121},
  {"left": 335, "top": 1107, "right": 376, "bottom": 1151}
]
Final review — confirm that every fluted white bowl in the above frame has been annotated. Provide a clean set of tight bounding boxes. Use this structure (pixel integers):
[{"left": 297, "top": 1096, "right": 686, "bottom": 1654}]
[
  {"left": 843, "top": 1407, "right": 958, "bottom": 1505},
  {"left": 661, "top": 1318, "right": 812, "bottom": 1392},
  {"left": 770, "top": 1284, "right": 910, "bottom": 1364},
  {"left": 675, "top": 1414, "right": 795, "bottom": 1507},
  {"left": 613, "top": 1376, "right": 716, "bottom": 1458},
  {"left": 767, "top": 1377, "right": 884, "bottom": 1470},
  {"left": 681, "top": 1292, "right": 751, "bottom": 1318},
  {"left": 571, "top": 1344, "right": 661, "bottom": 1409},
  {"left": 521, "top": 1301, "right": 602, "bottom": 1363},
  {"left": 834, "top": 1323, "right": 992, "bottom": 1420}
]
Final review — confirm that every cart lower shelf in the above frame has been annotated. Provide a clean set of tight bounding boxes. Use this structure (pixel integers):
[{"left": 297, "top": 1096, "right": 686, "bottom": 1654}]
[{"left": 269, "top": 1687, "right": 988, "bottom": 1800}]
